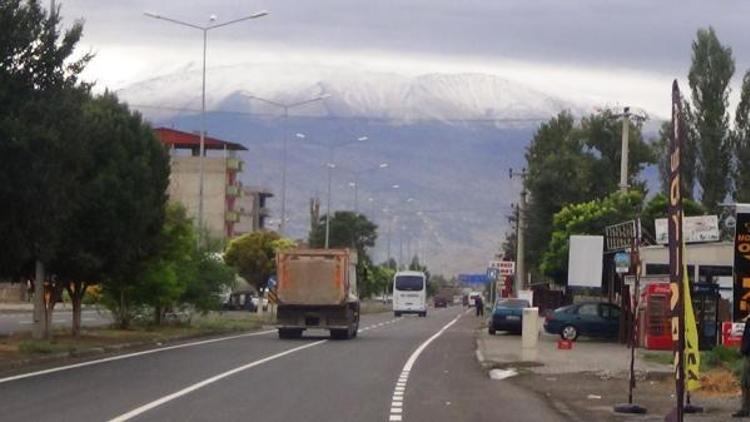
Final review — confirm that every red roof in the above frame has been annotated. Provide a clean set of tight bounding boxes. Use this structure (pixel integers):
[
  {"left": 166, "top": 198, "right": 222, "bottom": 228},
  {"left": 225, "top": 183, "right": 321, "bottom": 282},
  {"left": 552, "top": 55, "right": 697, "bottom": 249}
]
[{"left": 155, "top": 127, "right": 247, "bottom": 151}]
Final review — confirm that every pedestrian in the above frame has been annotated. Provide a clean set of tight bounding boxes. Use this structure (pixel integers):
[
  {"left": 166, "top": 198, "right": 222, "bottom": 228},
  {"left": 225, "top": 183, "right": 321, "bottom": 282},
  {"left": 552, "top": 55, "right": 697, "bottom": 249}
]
[
  {"left": 475, "top": 295, "right": 484, "bottom": 317},
  {"left": 734, "top": 316, "right": 750, "bottom": 418}
]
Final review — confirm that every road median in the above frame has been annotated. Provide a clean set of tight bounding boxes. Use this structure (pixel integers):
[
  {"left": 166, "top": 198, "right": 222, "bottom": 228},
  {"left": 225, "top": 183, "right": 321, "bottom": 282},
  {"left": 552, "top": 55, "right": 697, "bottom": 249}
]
[{"left": 0, "top": 311, "right": 272, "bottom": 376}]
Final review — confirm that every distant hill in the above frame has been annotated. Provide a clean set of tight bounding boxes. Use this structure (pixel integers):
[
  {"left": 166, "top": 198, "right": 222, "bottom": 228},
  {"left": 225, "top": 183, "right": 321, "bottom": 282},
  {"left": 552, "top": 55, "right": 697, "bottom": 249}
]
[{"left": 118, "top": 64, "right": 588, "bottom": 275}]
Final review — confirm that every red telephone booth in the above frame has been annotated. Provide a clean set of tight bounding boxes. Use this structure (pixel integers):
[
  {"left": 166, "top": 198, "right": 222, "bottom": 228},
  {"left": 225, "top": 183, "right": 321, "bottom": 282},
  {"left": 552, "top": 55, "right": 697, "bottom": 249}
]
[{"left": 642, "top": 283, "right": 673, "bottom": 350}]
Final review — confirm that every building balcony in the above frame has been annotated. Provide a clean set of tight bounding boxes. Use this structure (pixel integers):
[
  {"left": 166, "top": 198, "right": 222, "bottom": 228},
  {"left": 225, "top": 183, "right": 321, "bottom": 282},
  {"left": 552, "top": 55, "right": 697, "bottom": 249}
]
[
  {"left": 225, "top": 211, "right": 240, "bottom": 223},
  {"left": 226, "top": 184, "right": 242, "bottom": 197},
  {"left": 227, "top": 157, "right": 243, "bottom": 172}
]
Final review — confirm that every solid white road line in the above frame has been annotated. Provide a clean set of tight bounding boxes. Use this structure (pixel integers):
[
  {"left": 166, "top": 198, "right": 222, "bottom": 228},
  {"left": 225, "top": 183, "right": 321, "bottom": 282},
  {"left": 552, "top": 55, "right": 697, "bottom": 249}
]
[
  {"left": 107, "top": 339, "right": 327, "bottom": 422},
  {"left": 0, "top": 330, "right": 275, "bottom": 385},
  {"left": 386, "top": 312, "right": 462, "bottom": 422}
]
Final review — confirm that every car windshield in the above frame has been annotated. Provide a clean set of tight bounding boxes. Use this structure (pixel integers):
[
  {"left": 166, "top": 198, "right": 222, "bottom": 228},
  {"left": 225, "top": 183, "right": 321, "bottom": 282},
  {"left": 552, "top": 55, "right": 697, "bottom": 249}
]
[
  {"left": 395, "top": 276, "right": 424, "bottom": 291},
  {"left": 497, "top": 299, "right": 529, "bottom": 309}
]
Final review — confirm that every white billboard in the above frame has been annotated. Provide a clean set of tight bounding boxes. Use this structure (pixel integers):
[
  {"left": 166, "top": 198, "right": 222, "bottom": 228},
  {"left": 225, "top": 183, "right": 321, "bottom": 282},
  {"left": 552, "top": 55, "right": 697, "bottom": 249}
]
[
  {"left": 654, "top": 215, "right": 719, "bottom": 245},
  {"left": 568, "top": 235, "right": 604, "bottom": 288}
]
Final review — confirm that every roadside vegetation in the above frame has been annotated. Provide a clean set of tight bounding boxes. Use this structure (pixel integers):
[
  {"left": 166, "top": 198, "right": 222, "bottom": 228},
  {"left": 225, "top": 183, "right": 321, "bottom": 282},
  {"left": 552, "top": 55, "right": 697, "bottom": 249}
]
[{"left": 643, "top": 345, "right": 743, "bottom": 396}]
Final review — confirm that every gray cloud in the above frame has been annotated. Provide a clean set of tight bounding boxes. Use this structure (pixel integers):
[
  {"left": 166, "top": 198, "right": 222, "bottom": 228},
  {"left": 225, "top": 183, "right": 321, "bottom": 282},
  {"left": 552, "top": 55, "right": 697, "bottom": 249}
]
[{"left": 60, "top": 0, "right": 750, "bottom": 76}]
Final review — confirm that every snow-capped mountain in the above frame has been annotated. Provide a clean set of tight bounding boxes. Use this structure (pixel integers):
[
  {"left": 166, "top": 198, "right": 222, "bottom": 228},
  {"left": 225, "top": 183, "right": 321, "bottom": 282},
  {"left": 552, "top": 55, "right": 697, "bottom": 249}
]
[
  {"left": 118, "top": 63, "right": 582, "bottom": 124},
  {"left": 118, "top": 64, "right": 581, "bottom": 275}
]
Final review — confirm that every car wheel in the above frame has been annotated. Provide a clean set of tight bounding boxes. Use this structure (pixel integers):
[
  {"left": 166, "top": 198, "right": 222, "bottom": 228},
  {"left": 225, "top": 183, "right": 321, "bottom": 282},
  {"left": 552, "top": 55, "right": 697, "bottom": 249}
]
[
  {"left": 394, "top": 312, "right": 401, "bottom": 317},
  {"left": 561, "top": 325, "right": 579, "bottom": 341},
  {"left": 488, "top": 326, "right": 496, "bottom": 335}
]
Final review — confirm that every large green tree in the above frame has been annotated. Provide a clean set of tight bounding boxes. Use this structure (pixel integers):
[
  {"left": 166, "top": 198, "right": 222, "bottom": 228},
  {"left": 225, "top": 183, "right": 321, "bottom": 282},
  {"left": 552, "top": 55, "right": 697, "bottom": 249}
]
[
  {"left": 524, "top": 111, "right": 654, "bottom": 271},
  {"left": 51, "top": 93, "right": 170, "bottom": 333},
  {"left": 689, "top": 27, "right": 734, "bottom": 212},
  {"left": 0, "top": 1, "right": 92, "bottom": 337},
  {"left": 734, "top": 70, "right": 750, "bottom": 202}
]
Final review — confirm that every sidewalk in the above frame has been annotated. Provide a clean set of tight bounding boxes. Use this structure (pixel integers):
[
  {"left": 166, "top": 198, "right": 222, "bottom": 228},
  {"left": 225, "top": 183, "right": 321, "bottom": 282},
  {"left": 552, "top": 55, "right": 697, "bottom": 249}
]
[
  {"left": 0, "top": 303, "right": 33, "bottom": 313},
  {"left": 476, "top": 329, "right": 672, "bottom": 376},
  {"left": 476, "top": 326, "right": 737, "bottom": 421}
]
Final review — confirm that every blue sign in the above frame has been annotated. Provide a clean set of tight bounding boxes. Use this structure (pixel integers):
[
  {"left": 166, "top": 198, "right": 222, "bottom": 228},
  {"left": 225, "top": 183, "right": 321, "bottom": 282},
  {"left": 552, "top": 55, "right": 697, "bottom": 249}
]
[
  {"left": 614, "top": 252, "right": 630, "bottom": 274},
  {"left": 458, "top": 274, "right": 491, "bottom": 284},
  {"left": 267, "top": 276, "right": 277, "bottom": 289},
  {"left": 486, "top": 268, "right": 499, "bottom": 281}
]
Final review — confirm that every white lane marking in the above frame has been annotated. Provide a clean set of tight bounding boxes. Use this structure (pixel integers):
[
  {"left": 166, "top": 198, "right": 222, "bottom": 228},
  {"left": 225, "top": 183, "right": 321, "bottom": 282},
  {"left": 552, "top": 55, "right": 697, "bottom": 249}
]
[
  {"left": 386, "top": 312, "right": 461, "bottom": 422},
  {"left": 0, "top": 330, "right": 275, "bottom": 385},
  {"left": 108, "top": 340, "right": 327, "bottom": 422}
]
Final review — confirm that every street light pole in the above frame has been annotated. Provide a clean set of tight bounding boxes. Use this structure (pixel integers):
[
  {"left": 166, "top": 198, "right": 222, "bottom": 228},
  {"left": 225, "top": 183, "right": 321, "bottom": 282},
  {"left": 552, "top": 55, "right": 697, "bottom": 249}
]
[
  {"left": 325, "top": 163, "right": 334, "bottom": 249},
  {"left": 242, "top": 94, "right": 330, "bottom": 235},
  {"left": 144, "top": 10, "right": 269, "bottom": 245},
  {"left": 349, "top": 162, "right": 388, "bottom": 213}
]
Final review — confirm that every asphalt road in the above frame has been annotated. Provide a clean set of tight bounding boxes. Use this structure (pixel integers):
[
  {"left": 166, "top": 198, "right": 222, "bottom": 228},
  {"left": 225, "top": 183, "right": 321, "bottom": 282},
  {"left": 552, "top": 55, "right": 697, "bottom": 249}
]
[
  {"left": 0, "top": 309, "right": 112, "bottom": 335},
  {"left": 0, "top": 306, "right": 567, "bottom": 422}
]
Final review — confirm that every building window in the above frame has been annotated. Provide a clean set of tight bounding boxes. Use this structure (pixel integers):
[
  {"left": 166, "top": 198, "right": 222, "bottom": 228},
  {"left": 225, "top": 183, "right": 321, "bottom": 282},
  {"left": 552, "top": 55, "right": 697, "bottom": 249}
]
[{"left": 698, "top": 265, "right": 732, "bottom": 284}]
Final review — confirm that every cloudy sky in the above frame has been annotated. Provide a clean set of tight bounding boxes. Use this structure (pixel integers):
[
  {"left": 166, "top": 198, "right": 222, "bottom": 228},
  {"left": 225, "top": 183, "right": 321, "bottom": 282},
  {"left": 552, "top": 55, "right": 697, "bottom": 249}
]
[{"left": 58, "top": 0, "right": 750, "bottom": 117}]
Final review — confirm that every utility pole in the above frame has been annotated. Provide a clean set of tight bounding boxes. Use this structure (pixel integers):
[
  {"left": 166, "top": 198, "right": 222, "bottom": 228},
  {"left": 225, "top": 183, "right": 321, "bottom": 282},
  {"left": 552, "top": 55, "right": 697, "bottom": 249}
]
[
  {"left": 510, "top": 168, "right": 527, "bottom": 295},
  {"left": 619, "top": 106, "right": 631, "bottom": 192}
]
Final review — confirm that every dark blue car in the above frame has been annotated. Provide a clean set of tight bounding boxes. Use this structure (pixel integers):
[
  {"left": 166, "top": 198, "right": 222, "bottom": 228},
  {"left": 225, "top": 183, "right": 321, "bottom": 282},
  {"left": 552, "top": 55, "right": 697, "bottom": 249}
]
[
  {"left": 543, "top": 302, "right": 621, "bottom": 341},
  {"left": 488, "top": 299, "right": 530, "bottom": 335}
]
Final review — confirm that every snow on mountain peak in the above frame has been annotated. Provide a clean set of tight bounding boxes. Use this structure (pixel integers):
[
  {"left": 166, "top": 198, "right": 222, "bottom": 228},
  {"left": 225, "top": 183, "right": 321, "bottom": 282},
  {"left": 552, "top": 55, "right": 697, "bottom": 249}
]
[{"left": 117, "top": 63, "right": 579, "bottom": 124}]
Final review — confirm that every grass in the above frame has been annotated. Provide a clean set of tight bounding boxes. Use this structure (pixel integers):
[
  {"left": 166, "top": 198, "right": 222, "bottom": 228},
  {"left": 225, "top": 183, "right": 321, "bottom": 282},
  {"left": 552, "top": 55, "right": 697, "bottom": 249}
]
[
  {"left": 642, "top": 351, "right": 673, "bottom": 366},
  {"left": 0, "top": 311, "right": 269, "bottom": 363}
]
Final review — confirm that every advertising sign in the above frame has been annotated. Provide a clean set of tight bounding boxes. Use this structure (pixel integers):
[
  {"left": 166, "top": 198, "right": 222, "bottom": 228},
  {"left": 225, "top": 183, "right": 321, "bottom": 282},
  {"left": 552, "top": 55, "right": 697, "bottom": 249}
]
[
  {"left": 488, "top": 260, "right": 515, "bottom": 276},
  {"left": 733, "top": 204, "right": 750, "bottom": 321},
  {"left": 654, "top": 215, "right": 720, "bottom": 245},
  {"left": 567, "top": 235, "right": 604, "bottom": 288}
]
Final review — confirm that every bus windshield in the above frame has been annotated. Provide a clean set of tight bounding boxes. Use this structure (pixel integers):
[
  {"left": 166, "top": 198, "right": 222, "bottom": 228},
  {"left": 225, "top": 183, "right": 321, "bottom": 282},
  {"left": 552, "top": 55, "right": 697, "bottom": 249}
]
[{"left": 395, "top": 276, "right": 424, "bottom": 291}]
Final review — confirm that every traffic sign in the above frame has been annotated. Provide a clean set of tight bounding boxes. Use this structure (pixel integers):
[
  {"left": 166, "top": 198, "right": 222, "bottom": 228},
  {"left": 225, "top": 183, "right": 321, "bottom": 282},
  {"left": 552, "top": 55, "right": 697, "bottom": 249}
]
[
  {"left": 458, "top": 274, "right": 491, "bottom": 284},
  {"left": 615, "top": 252, "right": 630, "bottom": 274}
]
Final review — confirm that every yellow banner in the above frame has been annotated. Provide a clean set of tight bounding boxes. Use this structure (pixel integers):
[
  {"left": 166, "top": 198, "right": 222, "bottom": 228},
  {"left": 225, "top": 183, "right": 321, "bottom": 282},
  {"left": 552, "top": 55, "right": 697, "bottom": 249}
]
[{"left": 683, "top": 262, "right": 701, "bottom": 391}]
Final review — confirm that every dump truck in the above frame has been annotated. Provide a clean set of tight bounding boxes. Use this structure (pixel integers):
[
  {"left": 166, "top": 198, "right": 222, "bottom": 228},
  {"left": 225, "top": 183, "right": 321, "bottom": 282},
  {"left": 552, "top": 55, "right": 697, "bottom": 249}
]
[{"left": 276, "top": 248, "right": 359, "bottom": 340}]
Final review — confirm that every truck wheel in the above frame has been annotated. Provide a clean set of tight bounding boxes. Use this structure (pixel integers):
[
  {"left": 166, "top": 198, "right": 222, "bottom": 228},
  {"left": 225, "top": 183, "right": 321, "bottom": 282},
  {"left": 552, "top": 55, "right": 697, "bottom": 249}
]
[
  {"left": 488, "top": 326, "right": 496, "bottom": 335},
  {"left": 330, "top": 329, "right": 351, "bottom": 340},
  {"left": 278, "top": 328, "right": 302, "bottom": 339}
]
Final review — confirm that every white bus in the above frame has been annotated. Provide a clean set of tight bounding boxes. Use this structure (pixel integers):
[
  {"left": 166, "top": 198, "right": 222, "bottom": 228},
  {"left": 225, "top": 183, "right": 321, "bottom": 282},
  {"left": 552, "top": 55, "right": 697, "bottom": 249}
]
[{"left": 393, "top": 271, "right": 427, "bottom": 317}]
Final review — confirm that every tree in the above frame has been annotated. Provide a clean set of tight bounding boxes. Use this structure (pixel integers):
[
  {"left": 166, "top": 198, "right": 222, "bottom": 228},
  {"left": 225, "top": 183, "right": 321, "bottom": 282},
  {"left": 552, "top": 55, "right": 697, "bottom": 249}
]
[
  {"left": 734, "top": 70, "right": 750, "bottom": 202},
  {"left": 224, "top": 231, "right": 284, "bottom": 291},
  {"left": 181, "top": 252, "right": 236, "bottom": 314},
  {"left": 0, "top": 0, "right": 92, "bottom": 338},
  {"left": 131, "top": 203, "right": 196, "bottom": 326},
  {"left": 689, "top": 27, "right": 734, "bottom": 212},
  {"left": 51, "top": 92, "right": 170, "bottom": 334},
  {"left": 540, "top": 190, "right": 644, "bottom": 284},
  {"left": 524, "top": 110, "right": 654, "bottom": 272}
]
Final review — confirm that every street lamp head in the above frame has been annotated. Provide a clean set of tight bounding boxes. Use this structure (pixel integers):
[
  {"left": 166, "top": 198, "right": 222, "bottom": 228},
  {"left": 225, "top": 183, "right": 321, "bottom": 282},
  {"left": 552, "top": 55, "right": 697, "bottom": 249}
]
[
  {"left": 209, "top": 14, "right": 217, "bottom": 22},
  {"left": 392, "top": 184, "right": 400, "bottom": 189},
  {"left": 318, "top": 93, "right": 332, "bottom": 100},
  {"left": 357, "top": 136, "right": 369, "bottom": 142},
  {"left": 379, "top": 163, "right": 389, "bottom": 168},
  {"left": 295, "top": 133, "right": 306, "bottom": 139},
  {"left": 250, "top": 11, "right": 270, "bottom": 19},
  {"left": 407, "top": 197, "right": 414, "bottom": 203},
  {"left": 144, "top": 11, "right": 160, "bottom": 18},
  {"left": 327, "top": 163, "right": 336, "bottom": 169},
  {"left": 348, "top": 182, "right": 356, "bottom": 187}
]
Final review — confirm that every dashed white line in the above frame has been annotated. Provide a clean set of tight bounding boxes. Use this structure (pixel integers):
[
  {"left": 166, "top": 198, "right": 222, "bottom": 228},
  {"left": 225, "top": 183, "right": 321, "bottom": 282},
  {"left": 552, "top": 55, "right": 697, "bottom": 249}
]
[{"left": 386, "top": 313, "right": 462, "bottom": 421}]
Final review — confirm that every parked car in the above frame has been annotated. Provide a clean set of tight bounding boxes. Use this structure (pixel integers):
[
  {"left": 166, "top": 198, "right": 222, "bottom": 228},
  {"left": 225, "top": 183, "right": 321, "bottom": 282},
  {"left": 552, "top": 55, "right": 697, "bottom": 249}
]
[
  {"left": 433, "top": 296, "right": 448, "bottom": 308},
  {"left": 543, "top": 302, "right": 621, "bottom": 341},
  {"left": 488, "top": 299, "right": 530, "bottom": 335}
]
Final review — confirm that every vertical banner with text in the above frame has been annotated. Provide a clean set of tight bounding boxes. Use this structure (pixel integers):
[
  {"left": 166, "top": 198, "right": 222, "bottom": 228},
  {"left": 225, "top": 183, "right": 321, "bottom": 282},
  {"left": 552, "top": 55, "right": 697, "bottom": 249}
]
[
  {"left": 666, "top": 80, "right": 686, "bottom": 422},
  {"left": 734, "top": 205, "right": 750, "bottom": 321}
]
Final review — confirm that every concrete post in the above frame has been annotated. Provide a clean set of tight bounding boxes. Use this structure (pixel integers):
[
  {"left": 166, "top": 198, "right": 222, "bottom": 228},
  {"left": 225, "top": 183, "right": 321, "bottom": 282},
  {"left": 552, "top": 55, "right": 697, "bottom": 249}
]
[{"left": 521, "top": 307, "right": 539, "bottom": 350}]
